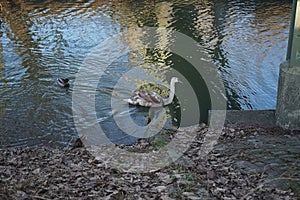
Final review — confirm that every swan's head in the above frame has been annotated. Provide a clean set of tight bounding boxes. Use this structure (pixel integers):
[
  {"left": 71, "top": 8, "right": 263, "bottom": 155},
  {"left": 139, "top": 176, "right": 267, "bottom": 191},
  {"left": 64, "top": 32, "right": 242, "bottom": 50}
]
[{"left": 171, "top": 77, "right": 182, "bottom": 84}]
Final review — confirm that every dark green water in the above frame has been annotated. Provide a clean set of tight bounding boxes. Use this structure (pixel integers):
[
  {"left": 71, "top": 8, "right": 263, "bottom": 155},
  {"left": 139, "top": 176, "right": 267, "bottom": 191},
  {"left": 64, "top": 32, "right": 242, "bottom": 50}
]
[{"left": 0, "top": 0, "right": 291, "bottom": 146}]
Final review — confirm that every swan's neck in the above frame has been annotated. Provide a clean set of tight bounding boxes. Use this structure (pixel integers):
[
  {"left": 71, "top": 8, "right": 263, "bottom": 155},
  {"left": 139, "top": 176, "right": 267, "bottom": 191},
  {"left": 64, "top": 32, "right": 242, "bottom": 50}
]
[{"left": 163, "top": 80, "right": 176, "bottom": 105}]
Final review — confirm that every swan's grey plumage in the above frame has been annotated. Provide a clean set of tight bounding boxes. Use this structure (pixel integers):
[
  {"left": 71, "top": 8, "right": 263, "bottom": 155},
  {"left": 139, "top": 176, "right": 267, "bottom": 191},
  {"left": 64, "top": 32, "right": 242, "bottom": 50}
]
[{"left": 124, "top": 77, "right": 180, "bottom": 107}]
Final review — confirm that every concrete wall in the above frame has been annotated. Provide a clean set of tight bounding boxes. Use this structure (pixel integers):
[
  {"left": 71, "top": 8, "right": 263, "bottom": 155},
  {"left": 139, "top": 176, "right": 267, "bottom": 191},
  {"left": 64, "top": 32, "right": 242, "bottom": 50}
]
[{"left": 276, "top": 61, "right": 300, "bottom": 130}]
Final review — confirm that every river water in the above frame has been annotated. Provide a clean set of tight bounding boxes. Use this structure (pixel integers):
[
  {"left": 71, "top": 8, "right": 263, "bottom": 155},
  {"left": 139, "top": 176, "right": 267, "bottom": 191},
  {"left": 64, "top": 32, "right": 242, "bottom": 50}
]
[{"left": 0, "top": 0, "right": 291, "bottom": 146}]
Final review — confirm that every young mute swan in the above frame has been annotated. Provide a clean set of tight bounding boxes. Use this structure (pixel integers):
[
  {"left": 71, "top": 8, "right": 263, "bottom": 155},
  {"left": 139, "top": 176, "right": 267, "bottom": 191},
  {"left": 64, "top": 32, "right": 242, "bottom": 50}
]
[{"left": 124, "top": 77, "right": 181, "bottom": 107}]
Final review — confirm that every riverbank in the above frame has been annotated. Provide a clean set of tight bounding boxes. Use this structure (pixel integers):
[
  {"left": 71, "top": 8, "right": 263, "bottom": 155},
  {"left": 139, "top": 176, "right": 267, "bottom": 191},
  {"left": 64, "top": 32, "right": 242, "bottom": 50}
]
[{"left": 1, "top": 124, "right": 299, "bottom": 199}]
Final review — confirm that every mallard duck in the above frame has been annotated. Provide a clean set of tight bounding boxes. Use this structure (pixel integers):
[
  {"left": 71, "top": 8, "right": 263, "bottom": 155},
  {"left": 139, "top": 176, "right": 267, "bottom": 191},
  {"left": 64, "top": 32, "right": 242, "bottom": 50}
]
[
  {"left": 57, "top": 78, "right": 70, "bottom": 88},
  {"left": 124, "top": 77, "right": 181, "bottom": 107}
]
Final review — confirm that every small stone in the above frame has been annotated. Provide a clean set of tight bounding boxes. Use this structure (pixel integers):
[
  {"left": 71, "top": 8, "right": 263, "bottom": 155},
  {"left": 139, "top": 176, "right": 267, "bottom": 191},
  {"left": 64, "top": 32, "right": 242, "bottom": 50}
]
[
  {"left": 199, "top": 123, "right": 206, "bottom": 128},
  {"left": 196, "top": 188, "right": 210, "bottom": 197},
  {"left": 177, "top": 180, "right": 189, "bottom": 186},
  {"left": 182, "top": 192, "right": 199, "bottom": 200},
  {"left": 155, "top": 186, "right": 167, "bottom": 192},
  {"left": 158, "top": 173, "right": 173, "bottom": 184},
  {"left": 207, "top": 171, "right": 215, "bottom": 179},
  {"left": 16, "top": 190, "right": 27, "bottom": 198},
  {"left": 173, "top": 174, "right": 183, "bottom": 179},
  {"left": 160, "top": 194, "right": 173, "bottom": 200},
  {"left": 32, "top": 168, "right": 41, "bottom": 174}
]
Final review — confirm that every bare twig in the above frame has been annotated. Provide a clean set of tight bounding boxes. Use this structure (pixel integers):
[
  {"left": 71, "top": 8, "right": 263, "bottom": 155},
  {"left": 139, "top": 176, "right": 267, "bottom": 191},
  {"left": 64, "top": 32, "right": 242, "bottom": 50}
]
[{"left": 31, "top": 195, "right": 51, "bottom": 200}]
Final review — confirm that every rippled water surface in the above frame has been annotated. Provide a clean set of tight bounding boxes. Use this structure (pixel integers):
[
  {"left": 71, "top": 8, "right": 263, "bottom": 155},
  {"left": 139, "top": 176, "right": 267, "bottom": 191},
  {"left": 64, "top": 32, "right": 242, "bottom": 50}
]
[{"left": 0, "top": 0, "right": 291, "bottom": 146}]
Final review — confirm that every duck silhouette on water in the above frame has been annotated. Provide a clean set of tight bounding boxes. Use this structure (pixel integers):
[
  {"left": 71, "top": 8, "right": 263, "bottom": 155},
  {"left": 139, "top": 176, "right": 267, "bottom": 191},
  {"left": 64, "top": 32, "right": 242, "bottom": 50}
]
[{"left": 57, "top": 78, "right": 70, "bottom": 88}]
